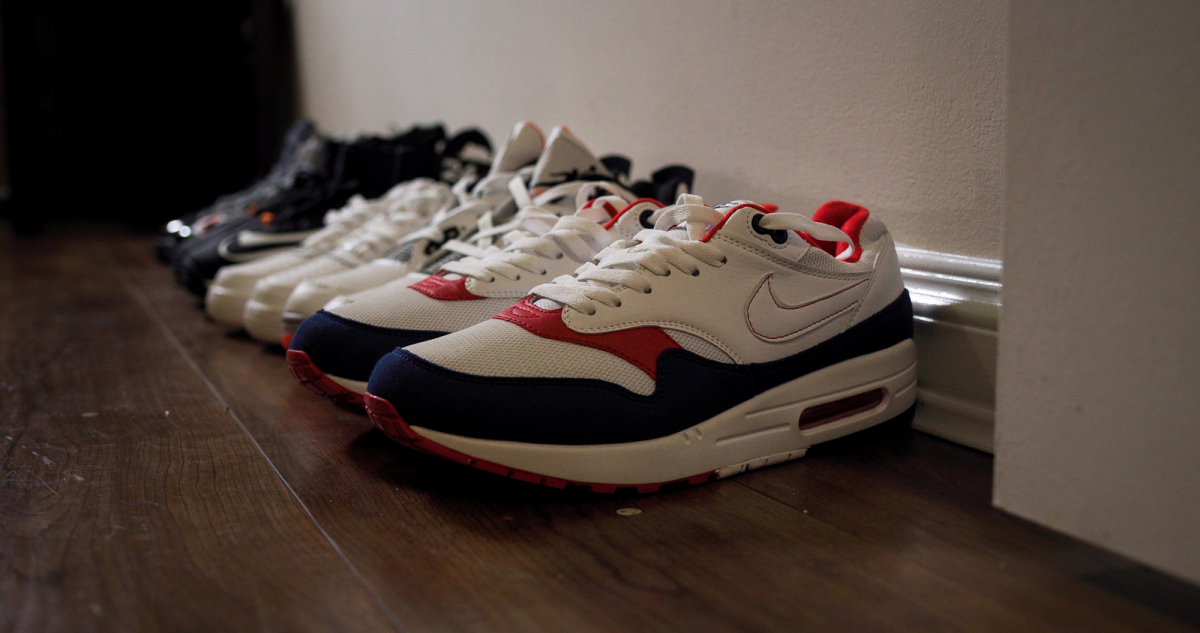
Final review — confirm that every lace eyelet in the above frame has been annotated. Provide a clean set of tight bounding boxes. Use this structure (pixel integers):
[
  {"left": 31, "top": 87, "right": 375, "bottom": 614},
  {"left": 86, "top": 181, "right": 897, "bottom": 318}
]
[
  {"left": 719, "top": 256, "right": 728, "bottom": 264},
  {"left": 539, "top": 270, "right": 548, "bottom": 275},
  {"left": 639, "top": 209, "right": 655, "bottom": 229},
  {"left": 514, "top": 275, "right": 521, "bottom": 280},
  {"left": 644, "top": 288, "right": 652, "bottom": 294},
  {"left": 751, "top": 213, "right": 789, "bottom": 245},
  {"left": 662, "top": 269, "right": 671, "bottom": 276},
  {"left": 555, "top": 253, "right": 564, "bottom": 260},
  {"left": 691, "top": 269, "right": 700, "bottom": 277},
  {"left": 614, "top": 300, "right": 622, "bottom": 307}
]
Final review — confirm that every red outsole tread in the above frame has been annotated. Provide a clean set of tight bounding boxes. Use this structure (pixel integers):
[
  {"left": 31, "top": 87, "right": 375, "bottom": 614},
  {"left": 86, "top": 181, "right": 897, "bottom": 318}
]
[
  {"left": 286, "top": 349, "right": 365, "bottom": 407},
  {"left": 363, "top": 393, "right": 715, "bottom": 494}
]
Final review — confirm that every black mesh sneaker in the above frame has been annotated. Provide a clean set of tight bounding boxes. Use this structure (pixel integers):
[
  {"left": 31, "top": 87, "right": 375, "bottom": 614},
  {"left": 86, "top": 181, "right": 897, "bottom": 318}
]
[
  {"left": 171, "top": 125, "right": 491, "bottom": 296},
  {"left": 155, "top": 119, "right": 325, "bottom": 263}
]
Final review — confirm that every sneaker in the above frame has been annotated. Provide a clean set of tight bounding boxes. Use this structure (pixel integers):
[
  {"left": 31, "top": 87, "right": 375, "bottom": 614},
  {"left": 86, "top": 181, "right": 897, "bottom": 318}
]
[
  {"left": 204, "top": 180, "right": 450, "bottom": 328},
  {"left": 241, "top": 179, "right": 458, "bottom": 344},
  {"left": 286, "top": 125, "right": 665, "bottom": 405},
  {"left": 363, "top": 195, "right": 917, "bottom": 492},
  {"left": 171, "top": 125, "right": 477, "bottom": 296},
  {"left": 278, "top": 120, "right": 547, "bottom": 343},
  {"left": 156, "top": 119, "right": 326, "bottom": 263}
]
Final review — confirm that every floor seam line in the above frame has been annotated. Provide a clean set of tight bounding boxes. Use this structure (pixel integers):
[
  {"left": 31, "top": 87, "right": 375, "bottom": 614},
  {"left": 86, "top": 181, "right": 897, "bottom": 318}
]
[{"left": 109, "top": 253, "right": 409, "bottom": 633}]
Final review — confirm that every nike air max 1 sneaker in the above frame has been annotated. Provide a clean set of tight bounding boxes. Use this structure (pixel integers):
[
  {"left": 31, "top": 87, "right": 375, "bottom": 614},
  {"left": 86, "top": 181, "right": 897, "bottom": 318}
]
[
  {"left": 241, "top": 179, "right": 459, "bottom": 344},
  {"left": 286, "top": 125, "right": 655, "bottom": 404},
  {"left": 204, "top": 180, "right": 452, "bottom": 328},
  {"left": 363, "top": 194, "right": 916, "bottom": 492}
]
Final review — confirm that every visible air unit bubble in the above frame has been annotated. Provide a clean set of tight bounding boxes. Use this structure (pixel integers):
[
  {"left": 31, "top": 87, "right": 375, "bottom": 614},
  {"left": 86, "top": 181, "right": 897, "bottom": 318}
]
[{"left": 797, "top": 388, "right": 887, "bottom": 430}]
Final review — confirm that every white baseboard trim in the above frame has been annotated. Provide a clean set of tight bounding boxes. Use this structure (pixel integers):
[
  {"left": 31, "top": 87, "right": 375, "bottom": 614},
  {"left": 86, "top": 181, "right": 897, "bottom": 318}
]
[{"left": 897, "top": 246, "right": 1001, "bottom": 453}]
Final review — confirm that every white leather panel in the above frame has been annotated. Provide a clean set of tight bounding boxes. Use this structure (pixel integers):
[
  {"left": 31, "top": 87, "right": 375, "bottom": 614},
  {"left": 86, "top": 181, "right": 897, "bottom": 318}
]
[{"left": 561, "top": 207, "right": 890, "bottom": 365}]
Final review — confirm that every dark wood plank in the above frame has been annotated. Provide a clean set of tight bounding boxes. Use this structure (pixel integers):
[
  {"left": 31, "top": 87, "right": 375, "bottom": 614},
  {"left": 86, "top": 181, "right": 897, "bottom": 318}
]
[
  {"left": 0, "top": 228, "right": 399, "bottom": 632},
  {"left": 737, "top": 419, "right": 1200, "bottom": 632},
  {"left": 112, "top": 233, "right": 1200, "bottom": 633}
]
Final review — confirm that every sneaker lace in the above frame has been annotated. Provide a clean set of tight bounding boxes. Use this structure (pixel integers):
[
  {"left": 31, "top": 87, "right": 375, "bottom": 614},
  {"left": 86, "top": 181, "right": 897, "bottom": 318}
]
[
  {"left": 436, "top": 176, "right": 613, "bottom": 281},
  {"left": 300, "top": 195, "right": 377, "bottom": 250},
  {"left": 333, "top": 184, "right": 453, "bottom": 259},
  {"left": 530, "top": 196, "right": 855, "bottom": 315}
]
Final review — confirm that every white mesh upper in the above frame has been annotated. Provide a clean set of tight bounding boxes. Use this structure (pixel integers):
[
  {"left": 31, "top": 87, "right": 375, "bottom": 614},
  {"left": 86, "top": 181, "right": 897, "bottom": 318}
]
[
  {"left": 406, "top": 318, "right": 657, "bottom": 395},
  {"left": 328, "top": 285, "right": 517, "bottom": 333},
  {"left": 258, "top": 254, "right": 353, "bottom": 290},
  {"left": 210, "top": 248, "right": 316, "bottom": 293},
  {"left": 301, "top": 259, "right": 410, "bottom": 296}
]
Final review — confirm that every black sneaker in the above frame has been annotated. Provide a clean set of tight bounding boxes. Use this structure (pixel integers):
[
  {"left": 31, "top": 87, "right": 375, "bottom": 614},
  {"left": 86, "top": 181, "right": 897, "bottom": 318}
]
[
  {"left": 171, "top": 125, "right": 492, "bottom": 296},
  {"left": 156, "top": 119, "right": 325, "bottom": 263}
]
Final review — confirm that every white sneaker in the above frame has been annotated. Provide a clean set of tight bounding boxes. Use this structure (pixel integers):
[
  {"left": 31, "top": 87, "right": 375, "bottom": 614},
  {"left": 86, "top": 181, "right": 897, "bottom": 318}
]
[
  {"left": 241, "top": 179, "right": 458, "bottom": 344},
  {"left": 204, "top": 191, "right": 395, "bottom": 327},
  {"left": 364, "top": 195, "right": 916, "bottom": 492}
]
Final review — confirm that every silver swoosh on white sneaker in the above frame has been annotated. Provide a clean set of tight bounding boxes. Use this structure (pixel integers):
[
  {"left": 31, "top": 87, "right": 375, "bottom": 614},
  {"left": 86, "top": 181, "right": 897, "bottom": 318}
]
[
  {"left": 217, "top": 236, "right": 294, "bottom": 263},
  {"left": 238, "top": 229, "right": 319, "bottom": 247},
  {"left": 745, "top": 274, "right": 870, "bottom": 342}
]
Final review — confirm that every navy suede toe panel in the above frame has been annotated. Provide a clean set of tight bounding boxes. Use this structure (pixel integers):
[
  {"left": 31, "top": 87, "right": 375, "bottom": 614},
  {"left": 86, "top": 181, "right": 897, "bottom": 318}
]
[{"left": 289, "top": 309, "right": 447, "bottom": 382}]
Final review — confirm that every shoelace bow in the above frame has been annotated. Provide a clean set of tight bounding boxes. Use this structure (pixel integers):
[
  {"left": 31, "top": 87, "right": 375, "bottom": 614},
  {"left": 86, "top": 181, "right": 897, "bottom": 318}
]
[{"left": 530, "top": 199, "right": 855, "bottom": 315}]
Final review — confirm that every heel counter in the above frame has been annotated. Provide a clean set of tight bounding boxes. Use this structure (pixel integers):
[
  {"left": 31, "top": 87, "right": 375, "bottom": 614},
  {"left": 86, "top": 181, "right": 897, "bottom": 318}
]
[{"left": 851, "top": 234, "right": 905, "bottom": 328}]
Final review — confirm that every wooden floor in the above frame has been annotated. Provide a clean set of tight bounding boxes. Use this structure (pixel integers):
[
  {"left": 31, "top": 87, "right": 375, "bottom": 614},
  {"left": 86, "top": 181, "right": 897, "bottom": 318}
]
[{"left": 2, "top": 224, "right": 1198, "bottom": 633}]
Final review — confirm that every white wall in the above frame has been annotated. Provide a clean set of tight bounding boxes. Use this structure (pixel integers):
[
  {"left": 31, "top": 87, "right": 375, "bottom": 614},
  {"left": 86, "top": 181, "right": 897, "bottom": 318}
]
[
  {"left": 291, "top": 0, "right": 1006, "bottom": 260},
  {"left": 997, "top": 1, "right": 1200, "bottom": 584}
]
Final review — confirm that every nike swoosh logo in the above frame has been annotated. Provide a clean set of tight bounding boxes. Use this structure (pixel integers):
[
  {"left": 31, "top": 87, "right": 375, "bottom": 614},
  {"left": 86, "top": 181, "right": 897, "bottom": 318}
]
[
  {"left": 745, "top": 274, "right": 869, "bottom": 341},
  {"left": 238, "top": 229, "right": 318, "bottom": 248},
  {"left": 217, "top": 236, "right": 295, "bottom": 263}
]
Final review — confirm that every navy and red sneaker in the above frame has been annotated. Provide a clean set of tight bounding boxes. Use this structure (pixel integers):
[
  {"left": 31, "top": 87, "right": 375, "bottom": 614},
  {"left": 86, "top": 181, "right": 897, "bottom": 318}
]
[
  {"left": 363, "top": 194, "right": 916, "bottom": 492},
  {"left": 286, "top": 125, "right": 692, "bottom": 405}
]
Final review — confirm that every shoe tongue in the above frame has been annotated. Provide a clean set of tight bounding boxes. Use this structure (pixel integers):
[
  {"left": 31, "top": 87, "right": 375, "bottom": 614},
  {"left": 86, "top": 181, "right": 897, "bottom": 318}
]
[
  {"left": 491, "top": 121, "right": 544, "bottom": 173},
  {"left": 529, "top": 126, "right": 612, "bottom": 189}
]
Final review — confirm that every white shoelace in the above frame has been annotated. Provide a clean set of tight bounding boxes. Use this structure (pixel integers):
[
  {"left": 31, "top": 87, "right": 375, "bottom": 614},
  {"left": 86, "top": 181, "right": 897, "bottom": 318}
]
[
  {"left": 531, "top": 196, "right": 855, "bottom": 315},
  {"left": 436, "top": 178, "right": 626, "bottom": 281},
  {"left": 386, "top": 169, "right": 526, "bottom": 257},
  {"left": 301, "top": 195, "right": 379, "bottom": 250}
]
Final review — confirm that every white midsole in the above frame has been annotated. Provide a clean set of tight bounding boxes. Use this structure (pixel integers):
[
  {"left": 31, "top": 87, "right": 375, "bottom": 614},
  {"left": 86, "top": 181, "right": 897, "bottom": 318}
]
[
  {"left": 242, "top": 299, "right": 285, "bottom": 343},
  {"left": 205, "top": 286, "right": 251, "bottom": 328},
  {"left": 413, "top": 339, "right": 918, "bottom": 485},
  {"left": 328, "top": 374, "right": 368, "bottom": 395}
]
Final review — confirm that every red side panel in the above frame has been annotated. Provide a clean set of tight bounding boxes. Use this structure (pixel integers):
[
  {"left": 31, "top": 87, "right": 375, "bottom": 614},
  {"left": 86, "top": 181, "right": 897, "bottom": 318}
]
[
  {"left": 493, "top": 297, "right": 681, "bottom": 380},
  {"left": 409, "top": 275, "right": 484, "bottom": 301}
]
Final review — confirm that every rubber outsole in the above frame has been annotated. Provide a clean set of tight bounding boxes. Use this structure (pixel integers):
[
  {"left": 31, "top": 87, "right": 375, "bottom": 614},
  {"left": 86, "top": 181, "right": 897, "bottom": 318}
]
[
  {"left": 286, "top": 349, "right": 365, "bottom": 407},
  {"left": 364, "top": 393, "right": 716, "bottom": 494}
]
